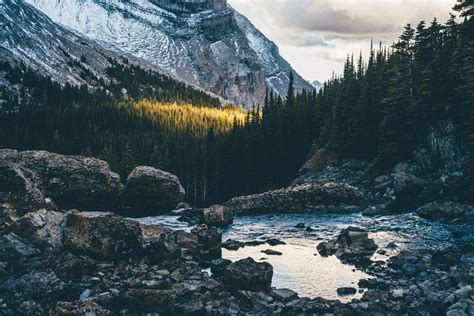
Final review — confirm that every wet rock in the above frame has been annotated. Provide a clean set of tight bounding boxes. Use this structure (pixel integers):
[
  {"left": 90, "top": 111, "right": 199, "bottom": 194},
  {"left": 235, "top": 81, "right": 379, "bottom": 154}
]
[
  {"left": 202, "top": 204, "right": 234, "bottom": 227},
  {"left": 295, "top": 223, "right": 306, "bottom": 229},
  {"left": 18, "top": 150, "right": 123, "bottom": 211},
  {"left": 266, "top": 238, "right": 286, "bottom": 246},
  {"left": 317, "top": 226, "right": 377, "bottom": 267},
  {"left": 337, "top": 287, "right": 357, "bottom": 296},
  {"left": 123, "top": 166, "right": 185, "bottom": 214},
  {"left": 261, "top": 249, "right": 282, "bottom": 256},
  {"left": 417, "top": 201, "right": 473, "bottom": 221},
  {"left": 175, "top": 202, "right": 191, "bottom": 211},
  {"left": 63, "top": 211, "right": 144, "bottom": 259},
  {"left": 54, "top": 301, "right": 111, "bottom": 315},
  {"left": 6, "top": 209, "right": 65, "bottom": 254},
  {"left": 222, "top": 239, "right": 244, "bottom": 251},
  {"left": 225, "top": 182, "right": 364, "bottom": 214},
  {"left": 244, "top": 240, "right": 266, "bottom": 247},
  {"left": 222, "top": 257, "right": 273, "bottom": 292},
  {"left": 270, "top": 288, "right": 298, "bottom": 302}
]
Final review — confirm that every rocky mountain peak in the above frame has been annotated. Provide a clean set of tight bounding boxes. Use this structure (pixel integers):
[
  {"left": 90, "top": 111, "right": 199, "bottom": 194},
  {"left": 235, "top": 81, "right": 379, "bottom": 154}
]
[{"left": 151, "top": 0, "right": 227, "bottom": 13}]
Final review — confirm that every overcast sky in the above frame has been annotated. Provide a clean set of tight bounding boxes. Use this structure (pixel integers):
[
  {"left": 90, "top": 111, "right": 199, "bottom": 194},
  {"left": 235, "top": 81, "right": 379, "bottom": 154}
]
[{"left": 228, "top": 0, "right": 456, "bottom": 83}]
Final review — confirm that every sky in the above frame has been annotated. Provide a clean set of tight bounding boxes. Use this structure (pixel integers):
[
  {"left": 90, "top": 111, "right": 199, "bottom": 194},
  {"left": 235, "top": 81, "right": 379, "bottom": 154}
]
[{"left": 228, "top": 0, "right": 457, "bottom": 83}]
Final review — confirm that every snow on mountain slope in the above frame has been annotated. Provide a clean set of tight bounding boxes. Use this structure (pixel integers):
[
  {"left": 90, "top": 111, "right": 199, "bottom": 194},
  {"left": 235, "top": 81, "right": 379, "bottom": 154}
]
[
  {"left": 0, "top": 0, "right": 121, "bottom": 87},
  {"left": 25, "top": 0, "right": 313, "bottom": 107}
]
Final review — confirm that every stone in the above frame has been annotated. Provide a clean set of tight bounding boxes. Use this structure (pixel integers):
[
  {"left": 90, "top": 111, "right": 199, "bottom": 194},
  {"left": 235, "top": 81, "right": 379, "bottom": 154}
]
[
  {"left": 266, "top": 238, "right": 286, "bottom": 246},
  {"left": 222, "top": 257, "right": 273, "bottom": 293},
  {"left": 202, "top": 204, "right": 234, "bottom": 227},
  {"left": 63, "top": 211, "right": 144, "bottom": 259},
  {"left": 123, "top": 166, "right": 185, "bottom": 214},
  {"left": 224, "top": 182, "right": 364, "bottom": 214},
  {"left": 6, "top": 209, "right": 65, "bottom": 254},
  {"left": 17, "top": 150, "right": 123, "bottom": 210},
  {"left": 0, "top": 159, "right": 48, "bottom": 215},
  {"left": 337, "top": 287, "right": 357, "bottom": 296},
  {"left": 0, "top": 232, "right": 40, "bottom": 261},
  {"left": 261, "top": 249, "right": 283, "bottom": 256},
  {"left": 175, "top": 230, "right": 199, "bottom": 252},
  {"left": 270, "top": 288, "right": 298, "bottom": 302},
  {"left": 191, "top": 224, "right": 222, "bottom": 260},
  {"left": 392, "top": 288, "right": 404, "bottom": 299},
  {"left": 295, "top": 223, "right": 306, "bottom": 229},
  {"left": 417, "top": 201, "right": 472, "bottom": 221},
  {"left": 222, "top": 239, "right": 244, "bottom": 251}
]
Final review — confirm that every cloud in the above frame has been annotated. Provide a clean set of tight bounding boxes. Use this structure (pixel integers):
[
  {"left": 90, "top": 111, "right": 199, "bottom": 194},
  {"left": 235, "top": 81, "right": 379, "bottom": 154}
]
[{"left": 229, "top": 0, "right": 456, "bottom": 81}]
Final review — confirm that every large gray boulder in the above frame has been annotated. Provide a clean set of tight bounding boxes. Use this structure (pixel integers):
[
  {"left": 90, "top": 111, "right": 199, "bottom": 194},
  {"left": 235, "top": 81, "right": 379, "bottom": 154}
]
[
  {"left": 0, "top": 153, "right": 49, "bottom": 215},
  {"left": 63, "top": 211, "right": 144, "bottom": 259},
  {"left": 123, "top": 166, "right": 185, "bottom": 214},
  {"left": 5, "top": 209, "right": 65, "bottom": 254},
  {"left": 416, "top": 201, "right": 474, "bottom": 221},
  {"left": 17, "top": 151, "right": 123, "bottom": 211},
  {"left": 225, "top": 182, "right": 363, "bottom": 214}
]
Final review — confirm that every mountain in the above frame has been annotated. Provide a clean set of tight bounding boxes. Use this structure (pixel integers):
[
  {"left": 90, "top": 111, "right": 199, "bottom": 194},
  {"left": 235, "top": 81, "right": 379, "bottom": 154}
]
[
  {"left": 0, "top": 0, "right": 121, "bottom": 88},
  {"left": 24, "top": 0, "right": 313, "bottom": 107},
  {"left": 310, "top": 80, "right": 323, "bottom": 92}
]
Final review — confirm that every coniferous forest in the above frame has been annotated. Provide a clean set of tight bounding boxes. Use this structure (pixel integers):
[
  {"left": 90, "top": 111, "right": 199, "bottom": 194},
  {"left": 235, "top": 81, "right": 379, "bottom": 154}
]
[{"left": 1, "top": 2, "right": 473, "bottom": 205}]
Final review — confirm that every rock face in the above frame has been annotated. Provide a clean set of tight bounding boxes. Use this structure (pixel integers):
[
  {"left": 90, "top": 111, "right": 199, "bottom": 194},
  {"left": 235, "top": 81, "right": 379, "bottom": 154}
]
[
  {"left": 221, "top": 257, "right": 273, "bottom": 292},
  {"left": 225, "top": 182, "right": 364, "bottom": 214},
  {"left": 25, "top": 0, "right": 313, "bottom": 107},
  {"left": 317, "top": 226, "right": 377, "bottom": 267},
  {"left": 202, "top": 204, "right": 234, "bottom": 227},
  {"left": 123, "top": 166, "right": 185, "bottom": 214}
]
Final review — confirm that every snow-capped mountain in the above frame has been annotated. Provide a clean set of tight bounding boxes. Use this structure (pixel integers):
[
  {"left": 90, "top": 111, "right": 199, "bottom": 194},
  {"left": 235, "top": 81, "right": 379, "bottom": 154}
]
[
  {"left": 0, "top": 0, "right": 121, "bottom": 87},
  {"left": 23, "top": 0, "right": 313, "bottom": 107}
]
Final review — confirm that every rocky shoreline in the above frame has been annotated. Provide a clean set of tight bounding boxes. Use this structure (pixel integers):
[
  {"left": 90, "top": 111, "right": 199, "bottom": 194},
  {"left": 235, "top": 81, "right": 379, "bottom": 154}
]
[{"left": 1, "top": 149, "right": 473, "bottom": 315}]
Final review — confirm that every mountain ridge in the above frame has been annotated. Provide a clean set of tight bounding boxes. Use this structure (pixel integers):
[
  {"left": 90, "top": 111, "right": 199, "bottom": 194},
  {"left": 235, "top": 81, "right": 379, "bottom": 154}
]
[{"left": 23, "top": 0, "right": 313, "bottom": 107}]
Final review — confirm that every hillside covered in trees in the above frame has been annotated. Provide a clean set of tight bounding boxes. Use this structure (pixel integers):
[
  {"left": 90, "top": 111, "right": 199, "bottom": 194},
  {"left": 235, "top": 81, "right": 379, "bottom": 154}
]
[{"left": 1, "top": 1, "right": 473, "bottom": 205}]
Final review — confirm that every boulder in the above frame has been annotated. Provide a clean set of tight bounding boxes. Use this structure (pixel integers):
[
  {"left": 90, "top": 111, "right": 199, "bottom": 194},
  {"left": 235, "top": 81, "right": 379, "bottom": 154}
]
[
  {"left": 123, "top": 166, "right": 185, "bottom": 214},
  {"left": 6, "top": 209, "right": 65, "bottom": 253},
  {"left": 8, "top": 150, "right": 123, "bottom": 211},
  {"left": 202, "top": 205, "right": 234, "bottom": 227},
  {"left": 0, "top": 232, "right": 40, "bottom": 261},
  {"left": 63, "top": 211, "right": 144, "bottom": 259},
  {"left": 222, "top": 257, "right": 273, "bottom": 292},
  {"left": 224, "top": 182, "right": 363, "bottom": 214},
  {"left": 261, "top": 249, "right": 282, "bottom": 256},
  {"left": 388, "top": 163, "right": 427, "bottom": 212},
  {"left": 416, "top": 201, "right": 473, "bottom": 221},
  {"left": 0, "top": 158, "right": 48, "bottom": 215}
]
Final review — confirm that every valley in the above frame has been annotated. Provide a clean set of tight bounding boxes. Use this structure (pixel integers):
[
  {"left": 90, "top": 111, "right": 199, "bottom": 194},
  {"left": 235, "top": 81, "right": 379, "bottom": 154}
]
[{"left": 0, "top": 0, "right": 473, "bottom": 315}]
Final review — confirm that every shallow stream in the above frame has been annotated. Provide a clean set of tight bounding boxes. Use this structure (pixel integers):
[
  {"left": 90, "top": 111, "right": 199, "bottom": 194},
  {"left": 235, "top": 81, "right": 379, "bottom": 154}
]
[{"left": 138, "top": 212, "right": 454, "bottom": 301}]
